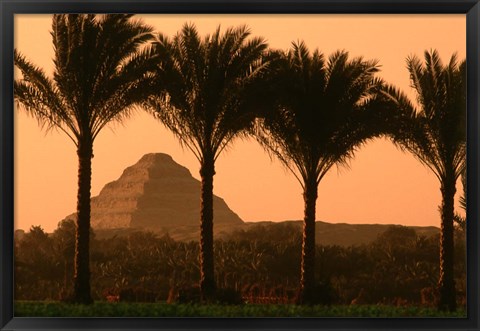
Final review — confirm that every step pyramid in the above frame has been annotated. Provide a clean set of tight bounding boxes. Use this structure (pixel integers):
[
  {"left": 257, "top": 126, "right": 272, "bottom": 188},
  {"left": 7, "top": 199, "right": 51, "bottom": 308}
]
[{"left": 67, "top": 153, "right": 243, "bottom": 235}]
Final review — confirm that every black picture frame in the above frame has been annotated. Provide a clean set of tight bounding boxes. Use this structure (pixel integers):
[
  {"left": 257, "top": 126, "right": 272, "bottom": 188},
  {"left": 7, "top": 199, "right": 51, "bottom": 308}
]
[{"left": 1, "top": 1, "right": 479, "bottom": 330}]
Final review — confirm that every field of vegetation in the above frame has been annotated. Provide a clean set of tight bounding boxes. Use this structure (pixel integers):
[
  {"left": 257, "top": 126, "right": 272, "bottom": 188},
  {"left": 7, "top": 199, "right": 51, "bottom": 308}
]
[{"left": 14, "top": 220, "right": 466, "bottom": 317}]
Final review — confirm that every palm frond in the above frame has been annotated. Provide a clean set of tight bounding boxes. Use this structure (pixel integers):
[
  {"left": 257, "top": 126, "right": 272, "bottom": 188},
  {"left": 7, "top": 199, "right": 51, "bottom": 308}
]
[
  {"left": 16, "top": 14, "right": 156, "bottom": 146},
  {"left": 252, "top": 45, "right": 387, "bottom": 191},
  {"left": 396, "top": 50, "right": 466, "bottom": 182},
  {"left": 14, "top": 49, "right": 79, "bottom": 144},
  {"left": 146, "top": 23, "right": 268, "bottom": 165}
]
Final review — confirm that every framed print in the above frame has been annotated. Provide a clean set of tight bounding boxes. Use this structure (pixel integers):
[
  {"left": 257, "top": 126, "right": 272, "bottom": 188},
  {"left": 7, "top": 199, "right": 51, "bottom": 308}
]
[{"left": 1, "top": 1, "right": 479, "bottom": 330}]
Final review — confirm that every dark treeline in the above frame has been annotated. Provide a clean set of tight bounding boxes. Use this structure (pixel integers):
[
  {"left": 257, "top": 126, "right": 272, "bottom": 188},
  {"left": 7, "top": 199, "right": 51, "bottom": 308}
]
[{"left": 14, "top": 220, "right": 466, "bottom": 308}]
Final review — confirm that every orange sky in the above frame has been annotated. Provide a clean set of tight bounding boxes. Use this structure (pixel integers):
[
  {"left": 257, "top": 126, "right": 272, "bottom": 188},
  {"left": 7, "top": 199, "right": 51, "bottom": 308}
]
[{"left": 14, "top": 14, "right": 466, "bottom": 232}]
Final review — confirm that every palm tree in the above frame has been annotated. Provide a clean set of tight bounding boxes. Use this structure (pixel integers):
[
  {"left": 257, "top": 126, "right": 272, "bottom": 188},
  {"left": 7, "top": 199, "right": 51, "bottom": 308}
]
[
  {"left": 144, "top": 23, "right": 268, "bottom": 300},
  {"left": 253, "top": 42, "right": 389, "bottom": 304},
  {"left": 383, "top": 50, "right": 466, "bottom": 311},
  {"left": 14, "top": 14, "right": 156, "bottom": 304}
]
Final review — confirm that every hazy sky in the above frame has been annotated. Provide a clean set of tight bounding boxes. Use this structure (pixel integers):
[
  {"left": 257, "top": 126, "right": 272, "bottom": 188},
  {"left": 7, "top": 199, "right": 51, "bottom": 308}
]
[{"left": 14, "top": 14, "right": 466, "bottom": 232}]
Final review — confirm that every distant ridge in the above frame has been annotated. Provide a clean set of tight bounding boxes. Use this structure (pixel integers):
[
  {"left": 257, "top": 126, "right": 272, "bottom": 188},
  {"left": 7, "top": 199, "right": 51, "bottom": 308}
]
[
  {"left": 92, "top": 219, "right": 439, "bottom": 247},
  {"left": 232, "top": 220, "right": 439, "bottom": 247}
]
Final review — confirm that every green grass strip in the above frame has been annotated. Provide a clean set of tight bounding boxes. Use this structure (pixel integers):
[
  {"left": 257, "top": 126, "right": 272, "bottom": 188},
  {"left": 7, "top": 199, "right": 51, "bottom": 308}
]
[{"left": 14, "top": 301, "right": 467, "bottom": 318}]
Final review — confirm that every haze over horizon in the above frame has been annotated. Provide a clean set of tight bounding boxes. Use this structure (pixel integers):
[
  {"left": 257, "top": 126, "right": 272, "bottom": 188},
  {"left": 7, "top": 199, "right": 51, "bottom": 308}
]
[{"left": 14, "top": 14, "right": 466, "bottom": 232}]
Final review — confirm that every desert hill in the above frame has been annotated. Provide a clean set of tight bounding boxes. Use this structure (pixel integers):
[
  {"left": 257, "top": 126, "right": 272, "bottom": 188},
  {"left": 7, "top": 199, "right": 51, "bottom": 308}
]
[
  {"left": 223, "top": 220, "right": 439, "bottom": 247},
  {"left": 93, "top": 220, "right": 439, "bottom": 247}
]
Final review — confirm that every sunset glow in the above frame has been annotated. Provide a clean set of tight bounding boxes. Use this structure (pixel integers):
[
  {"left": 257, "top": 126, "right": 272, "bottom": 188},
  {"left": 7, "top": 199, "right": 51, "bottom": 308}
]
[{"left": 14, "top": 14, "right": 466, "bottom": 232}]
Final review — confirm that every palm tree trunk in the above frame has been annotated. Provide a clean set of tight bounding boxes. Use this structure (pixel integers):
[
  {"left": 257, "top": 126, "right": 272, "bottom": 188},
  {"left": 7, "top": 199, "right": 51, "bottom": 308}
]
[
  {"left": 199, "top": 154, "right": 216, "bottom": 301},
  {"left": 73, "top": 141, "right": 94, "bottom": 304},
  {"left": 438, "top": 174, "right": 457, "bottom": 311},
  {"left": 299, "top": 176, "right": 318, "bottom": 304},
  {"left": 64, "top": 259, "right": 68, "bottom": 290}
]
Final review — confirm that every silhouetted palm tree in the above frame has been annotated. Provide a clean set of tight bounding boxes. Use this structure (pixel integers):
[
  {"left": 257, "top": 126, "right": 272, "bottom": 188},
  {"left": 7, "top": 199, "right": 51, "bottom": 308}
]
[
  {"left": 14, "top": 14, "right": 156, "bottom": 304},
  {"left": 383, "top": 50, "right": 466, "bottom": 311},
  {"left": 144, "top": 23, "right": 268, "bottom": 300},
  {"left": 254, "top": 42, "right": 389, "bottom": 304}
]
